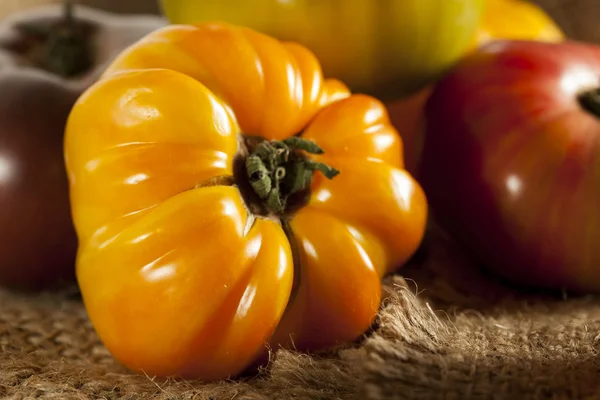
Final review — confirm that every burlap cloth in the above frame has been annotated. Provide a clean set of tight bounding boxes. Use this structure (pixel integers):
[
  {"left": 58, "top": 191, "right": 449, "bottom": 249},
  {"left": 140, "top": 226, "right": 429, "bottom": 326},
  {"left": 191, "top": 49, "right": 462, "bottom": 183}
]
[{"left": 2, "top": 1, "right": 600, "bottom": 399}]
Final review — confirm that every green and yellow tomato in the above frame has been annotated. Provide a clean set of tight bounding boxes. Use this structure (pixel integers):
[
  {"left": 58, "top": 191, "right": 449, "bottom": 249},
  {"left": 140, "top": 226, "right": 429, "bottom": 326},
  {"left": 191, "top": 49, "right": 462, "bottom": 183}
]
[{"left": 158, "top": 0, "right": 484, "bottom": 100}]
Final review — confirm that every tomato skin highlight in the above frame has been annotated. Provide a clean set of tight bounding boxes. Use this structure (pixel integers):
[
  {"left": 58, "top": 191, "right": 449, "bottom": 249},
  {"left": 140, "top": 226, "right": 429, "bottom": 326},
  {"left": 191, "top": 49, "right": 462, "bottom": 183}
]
[{"left": 65, "top": 22, "right": 428, "bottom": 380}]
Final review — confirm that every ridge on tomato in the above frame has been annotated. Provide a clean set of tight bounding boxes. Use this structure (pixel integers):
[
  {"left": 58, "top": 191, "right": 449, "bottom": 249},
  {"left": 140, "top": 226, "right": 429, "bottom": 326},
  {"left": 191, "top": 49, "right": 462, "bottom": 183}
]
[{"left": 64, "top": 22, "right": 428, "bottom": 381}]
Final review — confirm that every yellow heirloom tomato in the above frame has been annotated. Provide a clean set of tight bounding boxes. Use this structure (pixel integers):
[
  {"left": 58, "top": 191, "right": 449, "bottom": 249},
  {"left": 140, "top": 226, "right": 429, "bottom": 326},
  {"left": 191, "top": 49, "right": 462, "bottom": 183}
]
[
  {"left": 158, "top": 0, "right": 484, "bottom": 100},
  {"left": 473, "top": 0, "right": 565, "bottom": 48},
  {"left": 64, "top": 22, "right": 428, "bottom": 381}
]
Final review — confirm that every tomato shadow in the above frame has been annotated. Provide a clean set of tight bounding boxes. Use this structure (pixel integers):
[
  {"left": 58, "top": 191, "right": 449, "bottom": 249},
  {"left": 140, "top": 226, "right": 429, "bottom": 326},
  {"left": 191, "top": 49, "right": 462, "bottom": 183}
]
[{"left": 391, "top": 222, "right": 591, "bottom": 314}]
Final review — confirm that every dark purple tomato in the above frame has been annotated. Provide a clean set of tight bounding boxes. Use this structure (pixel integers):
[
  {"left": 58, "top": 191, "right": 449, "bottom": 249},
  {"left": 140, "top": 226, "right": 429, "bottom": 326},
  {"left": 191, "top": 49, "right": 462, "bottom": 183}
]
[{"left": 0, "top": 71, "right": 79, "bottom": 291}]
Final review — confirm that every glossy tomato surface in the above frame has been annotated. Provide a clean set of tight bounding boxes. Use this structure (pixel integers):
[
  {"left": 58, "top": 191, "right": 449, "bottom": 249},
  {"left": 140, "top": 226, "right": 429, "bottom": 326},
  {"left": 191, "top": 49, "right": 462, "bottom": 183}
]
[
  {"left": 419, "top": 40, "right": 600, "bottom": 292},
  {"left": 65, "top": 22, "right": 428, "bottom": 381}
]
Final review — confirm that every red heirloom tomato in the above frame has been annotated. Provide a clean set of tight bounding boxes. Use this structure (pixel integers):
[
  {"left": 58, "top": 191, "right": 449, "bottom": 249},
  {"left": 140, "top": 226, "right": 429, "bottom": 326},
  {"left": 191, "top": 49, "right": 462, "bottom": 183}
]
[
  {"left": 419, "top": 40, "right": 600, "bottom": 293},
  {"left": 64, "top": 22, "right": 428, "bottom": 381}
]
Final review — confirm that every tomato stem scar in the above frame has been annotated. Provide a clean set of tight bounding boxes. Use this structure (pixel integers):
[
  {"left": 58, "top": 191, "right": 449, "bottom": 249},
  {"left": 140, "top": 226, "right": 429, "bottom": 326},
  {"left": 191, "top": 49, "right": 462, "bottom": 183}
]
[
  {"left": 10, "top": 0, "right": 94, "bottom": 78},
  {"left": 578, "top": 87, "right": 600, "bottom": 119},
  {"left": 244, "top": 137, "right": 339, "bottom": 215}
]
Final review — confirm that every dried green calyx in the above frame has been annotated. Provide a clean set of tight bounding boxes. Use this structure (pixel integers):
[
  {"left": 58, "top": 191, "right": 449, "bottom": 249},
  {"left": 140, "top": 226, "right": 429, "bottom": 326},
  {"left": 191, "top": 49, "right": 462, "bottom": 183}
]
[
  {"left": 245, "top": 137, "right": 339, "bottom": 214},
  {"left": 14, "top": 0, "right": 94, "bottom": 78}
]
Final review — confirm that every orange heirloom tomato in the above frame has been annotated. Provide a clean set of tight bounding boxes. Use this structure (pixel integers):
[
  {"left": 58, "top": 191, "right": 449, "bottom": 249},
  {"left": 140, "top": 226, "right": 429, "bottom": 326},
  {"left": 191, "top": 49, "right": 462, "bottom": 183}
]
[{"left": 64, "top": 22, "right": 428, "bottom": 381}]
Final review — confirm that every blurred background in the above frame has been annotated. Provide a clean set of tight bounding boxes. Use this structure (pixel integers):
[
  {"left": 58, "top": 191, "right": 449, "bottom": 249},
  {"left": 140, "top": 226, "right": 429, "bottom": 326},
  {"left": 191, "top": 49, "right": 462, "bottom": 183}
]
[
  {"left": 0, "top": 0, "right": 159, "bottom": 16},
  {"left": 0, "top": 0, "right": 598, "bottom": 43},
  {"left": 535, "top": 0, "right": 599, "bottom": 42}
]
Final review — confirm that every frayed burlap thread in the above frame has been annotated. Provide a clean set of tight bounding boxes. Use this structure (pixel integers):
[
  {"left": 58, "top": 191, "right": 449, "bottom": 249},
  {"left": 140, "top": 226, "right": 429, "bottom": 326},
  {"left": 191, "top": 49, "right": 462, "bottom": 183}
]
[
  {"left": 359, "top": 223, "right": 600, "bottom": 400},
  {"left": 361, "top": 281, "right": 600, "bottom": 400}
]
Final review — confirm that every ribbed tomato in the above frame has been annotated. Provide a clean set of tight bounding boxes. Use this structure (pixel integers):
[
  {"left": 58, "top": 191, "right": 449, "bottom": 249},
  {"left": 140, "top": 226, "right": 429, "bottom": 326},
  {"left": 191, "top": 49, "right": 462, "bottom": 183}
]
[{"left": 64, "top": 22, "right": 428, "bottom": 381}]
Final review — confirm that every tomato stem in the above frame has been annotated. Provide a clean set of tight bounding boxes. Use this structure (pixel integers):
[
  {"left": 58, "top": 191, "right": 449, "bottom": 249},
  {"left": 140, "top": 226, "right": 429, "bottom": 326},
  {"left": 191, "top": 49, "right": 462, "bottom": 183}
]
[
  {"left": 244, "top": 137, "right": 339, "bottom": 215},
  {"left": 13, "top": 0, "right": 94, "bottom": 78},
  {"left": 578, "top": 88, "right": 600, "bottom": 119}
]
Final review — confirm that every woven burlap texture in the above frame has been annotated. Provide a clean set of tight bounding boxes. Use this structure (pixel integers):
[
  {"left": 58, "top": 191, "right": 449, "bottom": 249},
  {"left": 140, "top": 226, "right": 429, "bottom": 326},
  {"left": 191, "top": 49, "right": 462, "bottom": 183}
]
[
  {"left": 2, "top": 224, "right": 600, "bottom": 400},
  {"left": 3, "top": 0, "right": 600, "bottom": 399}
]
